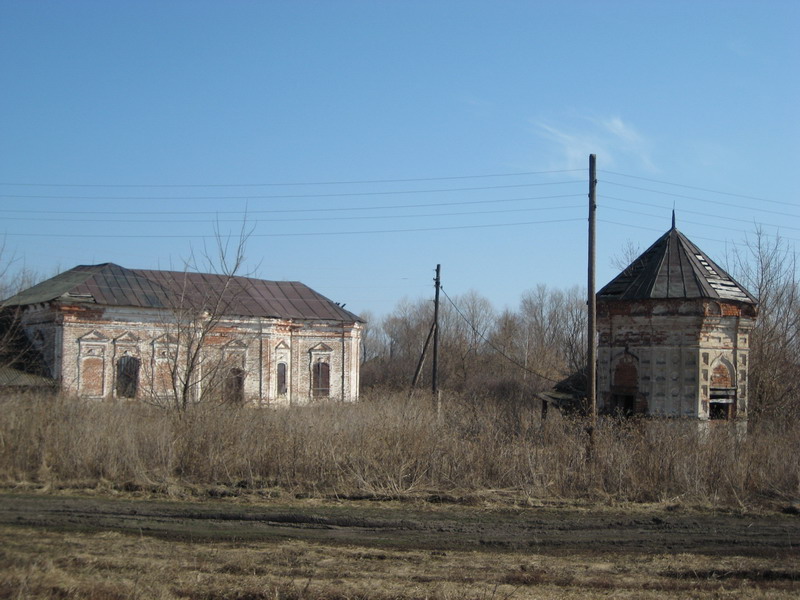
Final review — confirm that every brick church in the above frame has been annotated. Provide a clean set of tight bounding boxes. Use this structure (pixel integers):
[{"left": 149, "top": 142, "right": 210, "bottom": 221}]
[{"left": 3, "top": 263, "right": 362, "bottom": 405}]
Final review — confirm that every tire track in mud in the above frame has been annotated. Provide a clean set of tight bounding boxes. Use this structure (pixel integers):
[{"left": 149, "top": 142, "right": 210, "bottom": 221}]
[{"left": 1, "top": 493, "right": 798, "bottom": 557}]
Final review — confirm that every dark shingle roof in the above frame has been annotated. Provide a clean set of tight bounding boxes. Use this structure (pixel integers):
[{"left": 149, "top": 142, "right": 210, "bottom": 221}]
[
  {"left": 3, "top": 263, "right": 362, "bottom": 322},
  {"left": 0, "top": 366, "right": 56, "bottom": 388},
  {"left": 598, "top": 226, "right": 756, "bottom": 303}
]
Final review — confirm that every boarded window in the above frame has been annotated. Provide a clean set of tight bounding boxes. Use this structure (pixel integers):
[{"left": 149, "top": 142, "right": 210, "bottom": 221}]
[
  {"left": 711, "top": 363, "right": 733, "bottom": 387},
  {"left": 312, "top": 361, "right": 330, "bottom": 398},
  {"left": 709, "top": 361, "right": 736, "bottom": 420},
  {"left": 277, "top": 362, "right": 287, "bottom": 395},
  {"left": 116, "top": 356, "right": 140, "bottom": 398},
  {"left": 155, "top": 357, "right": 173, "bottom": 396},
  {"left": 223, "top": 368, "right": 245, "bottom": 403},
  {"left": 80, "top": 355, "right": 105, "bottom": 397}
]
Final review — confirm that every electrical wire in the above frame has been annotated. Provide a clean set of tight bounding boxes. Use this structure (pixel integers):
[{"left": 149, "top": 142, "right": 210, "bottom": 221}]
[
  {"left": 1, "top": 217, "right": 586, "bottom": 239},
  {"left": 0, "top": 180, "right": 582, "bottom": 201},
  {"left": 602, "top": 169, "right": 786, "bottom": 206},
  {"left": 596, "top": 219, "right": 791, "bottom": 247},
  {"left": 603, "top": 181, "right": 800, "bottom": 218},
  {"left": 0, "top": 168, "right": 584, "bottom": 188},
  {"left": 603, "top": 195, "right": 800, "bottom": 233},
  {"left": 0, "top": 204, "right": 586, "bottom": 225},
  {"left": 0, "top": 193, "right": 584, "bottom": 216}
]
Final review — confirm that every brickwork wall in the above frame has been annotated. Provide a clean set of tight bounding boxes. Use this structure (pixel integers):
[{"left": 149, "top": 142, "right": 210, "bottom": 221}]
[
  {"left": 15, "top": 304, "right": 62, "bottom": 380},
  {"left": 20, "top": 302, "right": 362, "bottom": 404},
  {"left": 597, "top": 299, "right": 754, "bottom": 420}
]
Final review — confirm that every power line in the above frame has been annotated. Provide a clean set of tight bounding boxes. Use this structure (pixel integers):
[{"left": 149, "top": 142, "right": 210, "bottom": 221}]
[
  {"left": 0, "top": 193, "right": 583, "bottom": 216},
  {"left": 598, "top": 218, "right": 800, "bottom": 247},
  {"left": 602, "top": 169, "right": 785, "bottom": 205},
  {"left": 603, "top": 195, "right": 800, "bottom": 233},
  {"left": 603, "top": 181, "right": 800, "bottom": 217},
  {"left": 0, "top": 180, "right": 582, "bottom": 201},
  {"left": 0, "top": 204, "right": 585, "bottom": 225},
  {"left": 2, "top": 217, "right": 586, "bottom": 239},
  {"left": 0, "top": 168, "right": 583, "bottom": 188}
]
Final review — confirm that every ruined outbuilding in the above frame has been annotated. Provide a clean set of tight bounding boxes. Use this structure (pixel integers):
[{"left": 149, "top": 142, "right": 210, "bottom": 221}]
[
  {"left": 2, "top": 263, "right": 362, "bottom": 404},
  {"left": 596, "top": 218, "right": 757, "bottom": 420}
]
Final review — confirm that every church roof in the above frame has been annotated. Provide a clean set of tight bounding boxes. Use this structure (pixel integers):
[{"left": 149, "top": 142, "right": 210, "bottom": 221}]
[
  {"left": 597, "top": 222, "right": 756, "bottom": 304},
  {"left": 3, "top": 263, "right": 362, "bottom": 322}
]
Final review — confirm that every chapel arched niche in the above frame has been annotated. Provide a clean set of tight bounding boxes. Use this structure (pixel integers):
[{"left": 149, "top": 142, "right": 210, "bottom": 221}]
[
  {"left": 608, "top": 352, "right": 644, "bottom": 416},
  {"left": 709, "top": 356, "right": 736, "bottom": 420}
]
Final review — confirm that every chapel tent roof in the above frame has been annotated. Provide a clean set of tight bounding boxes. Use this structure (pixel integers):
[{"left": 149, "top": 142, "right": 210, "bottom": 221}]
[
  {"left": 3, "top": 263, "right": 362, "bottom": 322},
  {"left": 597, "top": 222, "right": 756, "bottom": 304}
]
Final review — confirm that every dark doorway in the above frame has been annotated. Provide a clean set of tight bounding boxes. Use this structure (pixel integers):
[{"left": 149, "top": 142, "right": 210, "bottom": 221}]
[
  {"left": 116, "top": 356, "right": 140, "bottom": 398},
  {"left": 610, "top": 358, "right": 640, "bottom": 416},
  {"left": 224, "top": 368, "right": 245, "bottom": 403},
  {"left": 610, "top": 393, "right": 636, "bottom": 417},
  {"left": 312, "top": 361, "right": 330, "bottom": 398},
  {"left": 277, "top": 362, "right": 287, "bottom": 395}
]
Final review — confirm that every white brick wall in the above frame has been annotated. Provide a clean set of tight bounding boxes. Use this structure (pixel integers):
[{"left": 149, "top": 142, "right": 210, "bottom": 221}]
[
  {"left": 20, "top": 302, "right": 362, "bottom": 404},
  {"left": 597, "top": 299, "right": 754, "bottom": 420}
]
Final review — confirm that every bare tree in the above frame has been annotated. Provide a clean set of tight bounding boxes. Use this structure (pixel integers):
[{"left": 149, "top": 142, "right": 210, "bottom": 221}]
[
  {"left": 150, "top": 219, "right": 257, "bottom": 410},
  {"left": 0, "top": 241, "right": 47, "bottom": 378},
  {"left": 517, "top": 284, "right": 585, "bottom": 383},
  {"left": 445, "top": 290, "right": 495, "bottom": 386},
  {"left": 730, "top": 228, "right": 800, "bottom": 422},
  {"left": 610, "top": 239, "right": 642, "bottom": 272}
]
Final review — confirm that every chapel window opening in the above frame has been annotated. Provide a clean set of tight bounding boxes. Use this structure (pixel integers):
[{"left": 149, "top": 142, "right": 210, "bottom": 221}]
[{"left": 709, "top": 361, "right": 736, "bottom": 420}]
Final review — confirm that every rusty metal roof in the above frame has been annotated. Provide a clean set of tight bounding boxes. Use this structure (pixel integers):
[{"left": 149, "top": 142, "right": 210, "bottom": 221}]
[
  {"left": 597, "top": 225, "right": 756, "bottom": 304},
  {"left": 4, "top": 263, "right": 362, "bottom": 322}
]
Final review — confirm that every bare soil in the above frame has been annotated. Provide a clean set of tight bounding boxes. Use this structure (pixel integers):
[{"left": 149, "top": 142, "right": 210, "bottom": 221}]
[
  {"left": 1, "top": 491, "right": 799, "bottom": 598},
  {"left": 1, "top": 491, "right": 797, "bottom": 556}
]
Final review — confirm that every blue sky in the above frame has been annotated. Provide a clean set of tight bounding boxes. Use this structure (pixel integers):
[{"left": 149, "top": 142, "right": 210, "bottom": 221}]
[{"left": 1, "top": 1, "right": 798, "bottom": 318}]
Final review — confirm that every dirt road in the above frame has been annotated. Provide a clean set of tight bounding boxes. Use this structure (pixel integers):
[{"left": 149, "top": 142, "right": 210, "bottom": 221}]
[{"left": 1, "top": 492, "right": 797, "bottom": 557}]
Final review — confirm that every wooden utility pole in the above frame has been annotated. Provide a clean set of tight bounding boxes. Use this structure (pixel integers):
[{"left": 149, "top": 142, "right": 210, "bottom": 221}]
[
  {"left": 410, "top": 322, "right": 436, "bottom": 392},
  {"left": 432, "top": 264, "right": 441, "bottom": 395},
  {"left": 588, "top": 154, "right": 597, "bottom": 429}
]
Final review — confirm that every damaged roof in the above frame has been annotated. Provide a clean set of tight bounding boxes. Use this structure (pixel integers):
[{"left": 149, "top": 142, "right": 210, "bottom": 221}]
[
  {"left": 0, "top": 366, "right": 56, "bottom": 389},
  {"left": 3, "top": 263, "right": 362, "bottom": 322},
  {"left": 598, "top": 222, "right": 756, "bottom": 304}
]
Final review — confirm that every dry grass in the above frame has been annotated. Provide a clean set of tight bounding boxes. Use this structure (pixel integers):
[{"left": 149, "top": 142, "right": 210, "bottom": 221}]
[
  {"left": 2, "top": 524, "right": 798, "bottom": 599},
  {"left": 0, "top": 391, "right": 798, "bottom": 508}
]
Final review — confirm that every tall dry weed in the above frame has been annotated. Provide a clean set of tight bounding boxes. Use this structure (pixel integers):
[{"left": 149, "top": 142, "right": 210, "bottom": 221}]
[{"left": 0, "top": 391, "right": 797, "bottom": 506}]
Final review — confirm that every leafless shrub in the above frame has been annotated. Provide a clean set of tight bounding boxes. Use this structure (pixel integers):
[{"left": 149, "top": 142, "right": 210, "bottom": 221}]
[{"left": 0, "top": 391, "right": 797, "bottom": 507}]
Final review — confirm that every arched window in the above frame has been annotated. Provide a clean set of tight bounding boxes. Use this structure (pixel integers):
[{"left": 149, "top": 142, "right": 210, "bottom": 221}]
[
  {"left": 116, "top": 356, "right": 140, "bottom": 398},
  {"left": 277, "top": 362, "right": 287, "bottom": 395},
  {"left": 312, "top": 361, "right": 330, "bottom": 398},
  {"left": 224, "top": 368, "right": 245, "bottom": 404},
  {"left": 710, "top": 360, "right": 736, "bottom": 420}
]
